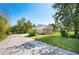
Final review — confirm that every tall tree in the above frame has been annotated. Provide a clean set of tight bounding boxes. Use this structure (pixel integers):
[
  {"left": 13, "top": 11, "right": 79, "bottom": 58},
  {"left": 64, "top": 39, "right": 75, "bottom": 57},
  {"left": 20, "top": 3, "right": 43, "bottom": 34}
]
[
  {"left": 27, "top": 20, "right": 32, "bottom": 29},
  {"left": 11, "top": 17, "right": 32, "bottom": 34},
  {"left": 0, "top": 16, "right": 9, "bottom": 33},
  {"left": 52, "top": 3, "right": 79, "bottom": 36},
  {"left": 73, "top": 4, "right": 79, "bottom": 36}
]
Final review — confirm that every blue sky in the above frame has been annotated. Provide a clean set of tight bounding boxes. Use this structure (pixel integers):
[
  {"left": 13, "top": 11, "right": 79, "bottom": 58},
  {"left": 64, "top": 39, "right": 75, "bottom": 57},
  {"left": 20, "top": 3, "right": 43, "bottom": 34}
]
[{"left": 0, "top": 3, "right": 54, "bottom": 25}]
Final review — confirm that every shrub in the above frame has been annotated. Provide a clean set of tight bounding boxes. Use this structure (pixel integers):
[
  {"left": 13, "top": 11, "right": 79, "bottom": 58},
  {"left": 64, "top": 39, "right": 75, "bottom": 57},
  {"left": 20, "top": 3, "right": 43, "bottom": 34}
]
[
  {"left": 0, "top": 32, "right": 7, "bottom": 41},
  {"left": 28, "top": 28, "right": 36, "bottom": 37},
  {"left": 6, "top": 31, "right": 12, "bottom": 35},
  {"left": 60, "top": 29, "right": 68, "bottom": 37}
]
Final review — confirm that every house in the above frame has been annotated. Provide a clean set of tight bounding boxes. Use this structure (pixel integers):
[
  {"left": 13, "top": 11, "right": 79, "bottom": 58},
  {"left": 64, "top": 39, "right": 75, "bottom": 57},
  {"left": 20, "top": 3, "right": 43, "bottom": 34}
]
[{"left": 36, "top": 24, "right": 53, "bottom": 34}]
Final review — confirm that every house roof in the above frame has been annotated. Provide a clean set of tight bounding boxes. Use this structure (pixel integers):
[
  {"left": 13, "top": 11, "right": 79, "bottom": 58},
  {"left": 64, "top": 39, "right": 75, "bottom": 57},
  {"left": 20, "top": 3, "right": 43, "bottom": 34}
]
[{"left": 36, "top": 24, "right": 53, "bottom": 29}]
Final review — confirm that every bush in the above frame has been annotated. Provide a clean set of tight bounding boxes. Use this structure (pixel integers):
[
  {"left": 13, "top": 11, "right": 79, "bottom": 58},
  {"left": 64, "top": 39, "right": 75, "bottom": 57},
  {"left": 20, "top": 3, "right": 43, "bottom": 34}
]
[
  {"left": 0, "top": 32, "right": 7, "bottom": 41},
  {"left": 6, "top": 29, "right": 12, "bottom": 35},
  {"left": 28, "top": 28, "right": 36, "bottom": 37},
  {"left": 6, "top": 31, "right": 12, "bottom": 35},
  {"left": 60, "top": 29, "right": 68, "bottom": 37}
]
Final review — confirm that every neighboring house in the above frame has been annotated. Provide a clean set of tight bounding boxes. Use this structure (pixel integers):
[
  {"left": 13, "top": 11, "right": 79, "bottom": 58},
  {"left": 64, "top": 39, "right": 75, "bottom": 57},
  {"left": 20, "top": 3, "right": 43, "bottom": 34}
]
[{"left": 36, "top": 24, "right": 53, "bottom": 34}]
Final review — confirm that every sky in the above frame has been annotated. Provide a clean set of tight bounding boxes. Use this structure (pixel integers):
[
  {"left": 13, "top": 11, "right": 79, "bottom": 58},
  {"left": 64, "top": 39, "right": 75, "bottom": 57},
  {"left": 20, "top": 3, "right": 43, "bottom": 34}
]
[{"left": 0, "top": 3, "right": 55, "bottom": 25}]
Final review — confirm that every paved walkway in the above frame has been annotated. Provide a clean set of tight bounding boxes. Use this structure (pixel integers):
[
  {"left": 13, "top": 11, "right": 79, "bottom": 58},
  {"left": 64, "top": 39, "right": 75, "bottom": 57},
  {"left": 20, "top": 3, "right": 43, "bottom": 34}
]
[{"left": 0, "top": 34, "right": 78, "bottom": 55}]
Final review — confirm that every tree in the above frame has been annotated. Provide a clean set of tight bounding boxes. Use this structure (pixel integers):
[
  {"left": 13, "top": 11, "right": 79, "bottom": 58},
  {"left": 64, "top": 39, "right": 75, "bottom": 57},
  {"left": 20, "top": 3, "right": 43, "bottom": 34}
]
[
  {"left": 16, "top": 17, "right": 27, "bottom": 33},
  {"left": 32, "top": 24, "right": 36, "bottom": 28},
  {"left": 11, "top": 17, "right": 33, "bottom": 34},
  {"left": 49, "top": 23, "right": 57, "bottom": 31},
  {"left": 27, "top": 20, "right": 32, "bottom": 29},
  {"left": 52, "top": 3, "right": 79, "bottom": 37},
  {"left": 0, "top": 16, "right": 9, "bottom": 33},
  {"left": 73, "top": 4, "right": 79, "bottom": 36},
  {"left": 0, "top": 15, "right": 9, "bottom": 40}
]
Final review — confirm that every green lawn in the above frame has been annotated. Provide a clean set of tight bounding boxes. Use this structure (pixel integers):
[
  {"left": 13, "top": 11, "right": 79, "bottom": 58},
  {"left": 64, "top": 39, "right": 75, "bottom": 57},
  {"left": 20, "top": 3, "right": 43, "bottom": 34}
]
[{"left": 35, "top": 34, "right": 79, "bottom": 53}]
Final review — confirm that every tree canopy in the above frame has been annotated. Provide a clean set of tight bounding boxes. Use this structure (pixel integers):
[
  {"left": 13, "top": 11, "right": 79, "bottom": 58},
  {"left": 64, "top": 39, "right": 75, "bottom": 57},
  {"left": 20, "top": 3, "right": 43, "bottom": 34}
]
[
  {"left": 0, "top": 16, "right": 9, "bottom": 33},
  {"left": 11, "top": 17, "right": 32, "bottom": 34},
  {"left": 52, "top": 3, "right": 79, "bottom": 36}
]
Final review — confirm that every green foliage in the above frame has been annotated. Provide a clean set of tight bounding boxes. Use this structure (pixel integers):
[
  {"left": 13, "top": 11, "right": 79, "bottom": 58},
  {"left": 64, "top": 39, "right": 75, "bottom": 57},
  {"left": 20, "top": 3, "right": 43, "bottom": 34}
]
[
  {"left": 11, "top": 17, "right": 33, "bottom": 34},
  {"left": 0, "top": 16, "right": 9, "bottom": 41},
  {"left": 6, "top": 26, "right": 12, "bottom": 35},
  {"left": 36, "top": 35, "right": 79, "bottom": 53},
  {"left": 60, "top": 29, "right": 68, "bottom": 37},
  {"left": 0, "top": 16, "right": 9, "bottom": 33},
  {"left": 52, "top": 3, "right": 79, "bottom": 36},
  {"left": 32, "top": 24, "right": 36, "bottom": 28},
  {"left": 6, "top": 30, "right": 12, "bottom": 35},
  {"left": 28, "top": 28, "right": 36, "bottom": 37},
  {"left": 49, "top": 23, "right": 57, "bottom": 31},
  {"left": 0, "top": 32, "right": 7, "bottom": 41}
]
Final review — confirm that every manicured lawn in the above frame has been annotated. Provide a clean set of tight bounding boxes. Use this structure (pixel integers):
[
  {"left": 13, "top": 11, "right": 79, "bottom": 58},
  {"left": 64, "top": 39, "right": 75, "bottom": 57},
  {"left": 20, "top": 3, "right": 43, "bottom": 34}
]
[{"left": 35, "top": 34, "right": 79, "bottom": 53}]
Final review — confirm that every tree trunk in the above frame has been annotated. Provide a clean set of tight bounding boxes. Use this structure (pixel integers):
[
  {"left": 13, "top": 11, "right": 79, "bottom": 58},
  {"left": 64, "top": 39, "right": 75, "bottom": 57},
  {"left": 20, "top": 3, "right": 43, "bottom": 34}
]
[
  {"left": 74, "top": 25, "right": 78, "bottom": 36},
  {"left": 74, "top": 22, "right": 78, "bottom": 38},
  {"left": 74, "top": 4, "right": 79, "bottom": 37}
]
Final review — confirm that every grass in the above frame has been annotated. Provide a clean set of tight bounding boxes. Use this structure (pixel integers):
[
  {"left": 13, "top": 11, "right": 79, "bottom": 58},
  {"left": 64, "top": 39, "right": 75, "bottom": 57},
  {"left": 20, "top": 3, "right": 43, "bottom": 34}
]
[
  {"left": 35, "top": 32, "right": 79, "bottom": 53},
  {"left": 31, "top": 32, "right": 61, "bottom": 38}
]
